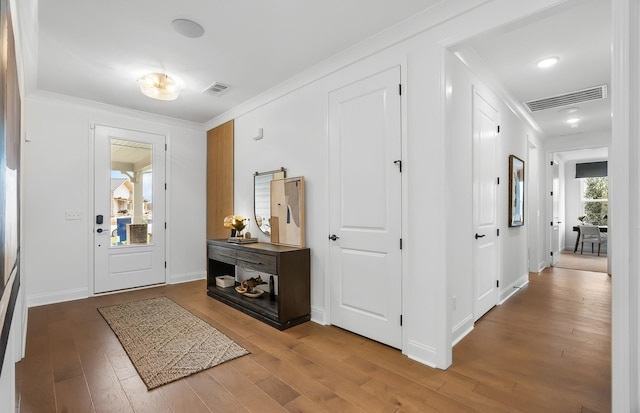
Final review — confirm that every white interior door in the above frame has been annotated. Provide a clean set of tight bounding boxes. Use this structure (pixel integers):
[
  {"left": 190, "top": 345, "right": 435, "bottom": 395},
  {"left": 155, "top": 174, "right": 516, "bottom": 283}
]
[
  {"left": 550, "top": 159, "right": 561, "bottom": 265},
  {"left": 94, "top": 125, "right": 166, "bottom": 294},
  {"left": 472, "top": 87, "right": 499, "bottom": 321},
  {"left": 328, "top": 66, "right": 402, "bottom": 349}
]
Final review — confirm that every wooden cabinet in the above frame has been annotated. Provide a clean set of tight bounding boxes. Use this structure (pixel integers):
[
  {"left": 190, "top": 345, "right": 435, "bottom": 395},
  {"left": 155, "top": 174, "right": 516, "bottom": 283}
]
[
  {"left": 207, "top": 120, "right": 234, "bottom": 240},
  {"left": 206, "top": 239, "right": 310, "bottom": 330}
]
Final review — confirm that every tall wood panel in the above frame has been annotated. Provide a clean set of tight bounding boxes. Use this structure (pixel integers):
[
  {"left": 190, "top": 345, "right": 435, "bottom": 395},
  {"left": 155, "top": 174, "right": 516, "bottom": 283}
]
[{"left": 207, "top": 120, "right": 234, "bottom": 239}]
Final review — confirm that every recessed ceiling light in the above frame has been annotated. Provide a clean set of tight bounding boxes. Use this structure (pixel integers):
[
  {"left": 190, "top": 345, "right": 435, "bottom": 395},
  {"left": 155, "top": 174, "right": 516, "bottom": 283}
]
[
  {"left": 566, "top": 117, "right": 581, "bottom": 124},
  {"left": 172, "top": 19, "right": 204, "bottom": 38},
  {"left": 570, "top": 124, "right": 580, "bottom": 129},
  {"left": 536, "top": 56, "right": 559, "bottom": 69}
]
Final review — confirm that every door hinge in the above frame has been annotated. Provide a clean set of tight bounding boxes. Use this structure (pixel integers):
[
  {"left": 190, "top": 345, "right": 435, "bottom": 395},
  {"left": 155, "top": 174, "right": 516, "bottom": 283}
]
[
  {"left": 550, "top": 191, "right": 553, "bottom": 196},
  {"left": 399, "top": 84, "right": 402, "bottom": 95},
  {"left": 496, "top": 280, "right": 499, "bottom": 288},
  {"left": 400, "top": 315, "right": 403, "bottom": 326},
  {"left": 550, "top": 251, "right": 554, "bottom": 256},
  {"left": 497, "top": 125, "right": 500, "bottom": 133},
  {"left": 165, "top": 183, "right": 167, "bottom": 190},
  {"left": 164, "top": 222, "right": 167, "bottom": 229},
  {"left": 550, "top": 221, "right": 553, "bottom": 226},
  {"left": 394, "top": 160, "right": 402, "bottom": 172},
  {"left": 400, "top": 239, "right": 403, "bottom": 249},
  {"left": 497, "top": 228, "right": 500, "bottom": 236},
  {"left": 164, "top": 261, "right": 167, "bottom": 268},
  {"left": 165, "top": 143, "right": 167, "bottom": 151},
  {"left": 550, "top": 160, "right": 554, "bottom": 166},
  {"left": 497, "top": 177, "right": 500, "bottom": 185}
]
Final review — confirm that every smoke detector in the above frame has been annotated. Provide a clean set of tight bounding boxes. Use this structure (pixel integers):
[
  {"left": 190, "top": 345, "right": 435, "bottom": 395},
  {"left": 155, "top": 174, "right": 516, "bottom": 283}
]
[{"left": 524, "top": 85, "right": 607, "bottom": 112}]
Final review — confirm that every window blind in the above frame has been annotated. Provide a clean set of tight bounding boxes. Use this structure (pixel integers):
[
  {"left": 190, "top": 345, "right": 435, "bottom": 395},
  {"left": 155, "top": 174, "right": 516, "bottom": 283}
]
[{"left": 575, "top": 161, "right": 607, "bottom": 178}]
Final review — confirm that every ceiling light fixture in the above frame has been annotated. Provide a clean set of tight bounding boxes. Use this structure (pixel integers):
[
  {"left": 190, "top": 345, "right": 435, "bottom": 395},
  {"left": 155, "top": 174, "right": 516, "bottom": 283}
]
[
  {"left": 536, "top": 56, "right": 559, "bottom": 69},
  {"left": 566, "top": 117, "right": 581, "bottom": 124},
  {"left": 137, "top": 73, "right": 181, "bottom": 101},
  {"left": 172, "top": 19, "right": 205, "bottom": 38}
]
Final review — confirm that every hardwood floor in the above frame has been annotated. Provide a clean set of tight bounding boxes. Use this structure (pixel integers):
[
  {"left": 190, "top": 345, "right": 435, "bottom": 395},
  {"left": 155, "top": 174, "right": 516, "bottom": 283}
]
[{"left": 16, "top": 266, "right": 611, "bottom": 412}]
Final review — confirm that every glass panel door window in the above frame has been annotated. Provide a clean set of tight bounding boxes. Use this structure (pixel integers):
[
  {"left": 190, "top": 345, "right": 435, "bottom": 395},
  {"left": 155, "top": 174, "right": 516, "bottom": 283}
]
[{"left": 110, "top": 139, "right": 153, "bottom": 246}]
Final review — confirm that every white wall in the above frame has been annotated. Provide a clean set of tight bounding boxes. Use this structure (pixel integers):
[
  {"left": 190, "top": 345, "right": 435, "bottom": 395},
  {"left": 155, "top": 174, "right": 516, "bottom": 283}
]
[
  {"left": 498, "top": 91, "right": 533, "bottom": 298},
  {"left": 23, "top": 94, "right": 207, "bottom": 306},
  {"left": 564, "top": 160, "right": 581, "bottom": 250},
  {"left": 528, "top": 140, "right": 547, "bottom": 273},
  {"left": 446, "top": 51, "right": 538, "bottom": 344}
]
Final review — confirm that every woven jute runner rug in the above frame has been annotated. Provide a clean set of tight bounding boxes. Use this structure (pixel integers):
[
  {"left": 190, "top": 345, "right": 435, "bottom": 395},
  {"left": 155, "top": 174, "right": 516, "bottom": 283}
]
[{"left": 98, "top": 296, "right": 249, "bottom": 389}]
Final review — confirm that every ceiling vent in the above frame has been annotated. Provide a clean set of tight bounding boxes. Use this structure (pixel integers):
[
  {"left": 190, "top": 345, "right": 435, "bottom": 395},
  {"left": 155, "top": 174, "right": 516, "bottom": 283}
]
[
  {"left": 524, "top": 85, "right": 608, "bottom": 112},
  {"left": 203, "top": 82, "right": 231, "bottom": 97}
]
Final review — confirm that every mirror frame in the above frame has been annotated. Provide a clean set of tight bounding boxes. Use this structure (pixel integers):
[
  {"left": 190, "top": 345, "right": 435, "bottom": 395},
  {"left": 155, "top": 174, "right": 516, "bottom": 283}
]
[{"left": 254, "top": 167, "right": 286, "bottom": 235}]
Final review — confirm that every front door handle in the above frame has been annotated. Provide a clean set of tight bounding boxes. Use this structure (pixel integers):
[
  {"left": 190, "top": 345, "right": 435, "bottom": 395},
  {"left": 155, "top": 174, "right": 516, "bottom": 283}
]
[
  {"left": 328, "top": 234, "right": 340, "bottom": 241},
  {"left": 475, "top": 233, "right": 486, "bottom": 239}
]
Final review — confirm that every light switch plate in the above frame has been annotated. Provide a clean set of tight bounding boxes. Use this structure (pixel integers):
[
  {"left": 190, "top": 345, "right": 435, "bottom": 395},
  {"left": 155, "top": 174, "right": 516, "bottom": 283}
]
[{"left": 65, "top": 211, "right": 82, "bottom": 220}]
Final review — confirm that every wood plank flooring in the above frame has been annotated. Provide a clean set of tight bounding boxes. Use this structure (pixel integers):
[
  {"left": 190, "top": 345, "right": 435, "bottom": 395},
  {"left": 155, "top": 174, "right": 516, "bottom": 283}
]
[{"left": 15, "top": 266, "right": 611, "bottom": 412}]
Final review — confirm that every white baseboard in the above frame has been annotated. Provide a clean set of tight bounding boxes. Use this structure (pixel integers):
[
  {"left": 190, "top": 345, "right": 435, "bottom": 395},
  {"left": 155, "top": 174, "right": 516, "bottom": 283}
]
[
  {"left": 452, "top": 314, "right": 474, "bottom": 346},
  {"left": 499, "top": 273, "right": 529, "bottom": 305},
  {"left": 27, "top": 287, "right": 89, "bottom": 308},
  {"left": 27, "top": 272, "right": 204, "bottom": 308},
  {"left": 169, "top": 271, "right": 206, "bottom": 285},
  {"left": 310, "top": 306, "right": 326, "bottom": 325},
  {"left": 405, "top": 340, "right": 440, "bottom": 369}
]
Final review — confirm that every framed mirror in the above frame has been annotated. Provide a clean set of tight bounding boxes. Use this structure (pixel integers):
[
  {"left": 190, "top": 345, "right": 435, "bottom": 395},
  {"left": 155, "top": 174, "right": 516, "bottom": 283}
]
[
  {"left": 254, "top": 167, "right": 286, "bottom": 235},
  {"left": 509, "top": 155, "right": 525, "bottom": 227},
  {"left": 271, "top": 176, "right": 305, "bottom": 247}
]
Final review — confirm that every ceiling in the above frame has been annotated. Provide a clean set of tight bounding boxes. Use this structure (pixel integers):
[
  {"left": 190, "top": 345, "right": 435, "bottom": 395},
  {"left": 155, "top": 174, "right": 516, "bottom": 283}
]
[
  {"left": 34, "top": 0, "right": 611, "bottom": 137},
  {"left": 453, "top": 0, "right": 611, "bottom": 140},
  {"left": 36, "top": 0, "right": 441, "bottom": 124}
]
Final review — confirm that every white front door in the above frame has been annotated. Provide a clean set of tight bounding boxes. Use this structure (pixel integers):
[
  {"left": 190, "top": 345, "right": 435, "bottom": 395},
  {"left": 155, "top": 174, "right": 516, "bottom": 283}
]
[
  {"left": 94, "top": 125, "right": 166, "bottom": 294},
  {"left": 550, "top": 159, "right": 561, "bottom": 265},
  {"left": 472, "top": 87, "right": 500, "bottom": 321},
  {"left": 328, "top": 66, "right": 402, "bottom": 349}
]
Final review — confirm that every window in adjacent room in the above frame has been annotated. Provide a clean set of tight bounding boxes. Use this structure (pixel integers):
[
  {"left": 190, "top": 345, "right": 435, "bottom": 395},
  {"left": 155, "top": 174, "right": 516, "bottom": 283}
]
[{"left": 581, "top": 176, "right": 608, "bottom": 225}]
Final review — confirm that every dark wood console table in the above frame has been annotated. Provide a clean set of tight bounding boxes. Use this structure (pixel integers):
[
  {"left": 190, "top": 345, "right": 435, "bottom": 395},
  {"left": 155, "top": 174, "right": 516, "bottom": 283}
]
[{"left": 206, "top": 239, "right": 310, "bottom": 330}]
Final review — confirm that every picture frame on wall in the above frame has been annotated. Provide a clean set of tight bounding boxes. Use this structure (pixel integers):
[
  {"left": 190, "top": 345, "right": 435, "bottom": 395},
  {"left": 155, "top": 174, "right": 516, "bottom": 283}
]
[{"left": 509, "top": 155, "right": 525, "bottom": 227}]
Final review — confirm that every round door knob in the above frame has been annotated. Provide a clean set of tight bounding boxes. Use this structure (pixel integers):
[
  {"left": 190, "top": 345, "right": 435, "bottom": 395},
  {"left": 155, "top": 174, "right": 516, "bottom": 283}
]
[{"left": 328, "top": 234, "right": 340, "bottom": 241}]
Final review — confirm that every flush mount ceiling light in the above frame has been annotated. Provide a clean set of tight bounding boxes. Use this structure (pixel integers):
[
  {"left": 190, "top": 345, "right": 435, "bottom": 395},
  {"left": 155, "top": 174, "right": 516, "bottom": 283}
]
[
  {"left": 137, "top": 73, "right": 180, "bottom": 101},
  {"left": 566, "top": 117, "right": 581, "bottom": 124},
  {"left": 536, "top": 56, "right": 559, "bottom": 69},
  {"left": 172, "top": 18, "right": 204, "bottom": 38}
]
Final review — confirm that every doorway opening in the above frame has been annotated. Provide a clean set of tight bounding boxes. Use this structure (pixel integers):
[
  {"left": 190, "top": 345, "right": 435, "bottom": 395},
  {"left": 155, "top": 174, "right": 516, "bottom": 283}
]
[{"left": 549, "top": 147, "right": 609, "bottom": 274}]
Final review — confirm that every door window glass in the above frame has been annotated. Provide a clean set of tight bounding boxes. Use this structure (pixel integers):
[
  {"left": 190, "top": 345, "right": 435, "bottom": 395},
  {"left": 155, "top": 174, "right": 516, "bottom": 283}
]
[{"left": 110, "top": 139, "right": 153, "bottom": 246}]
